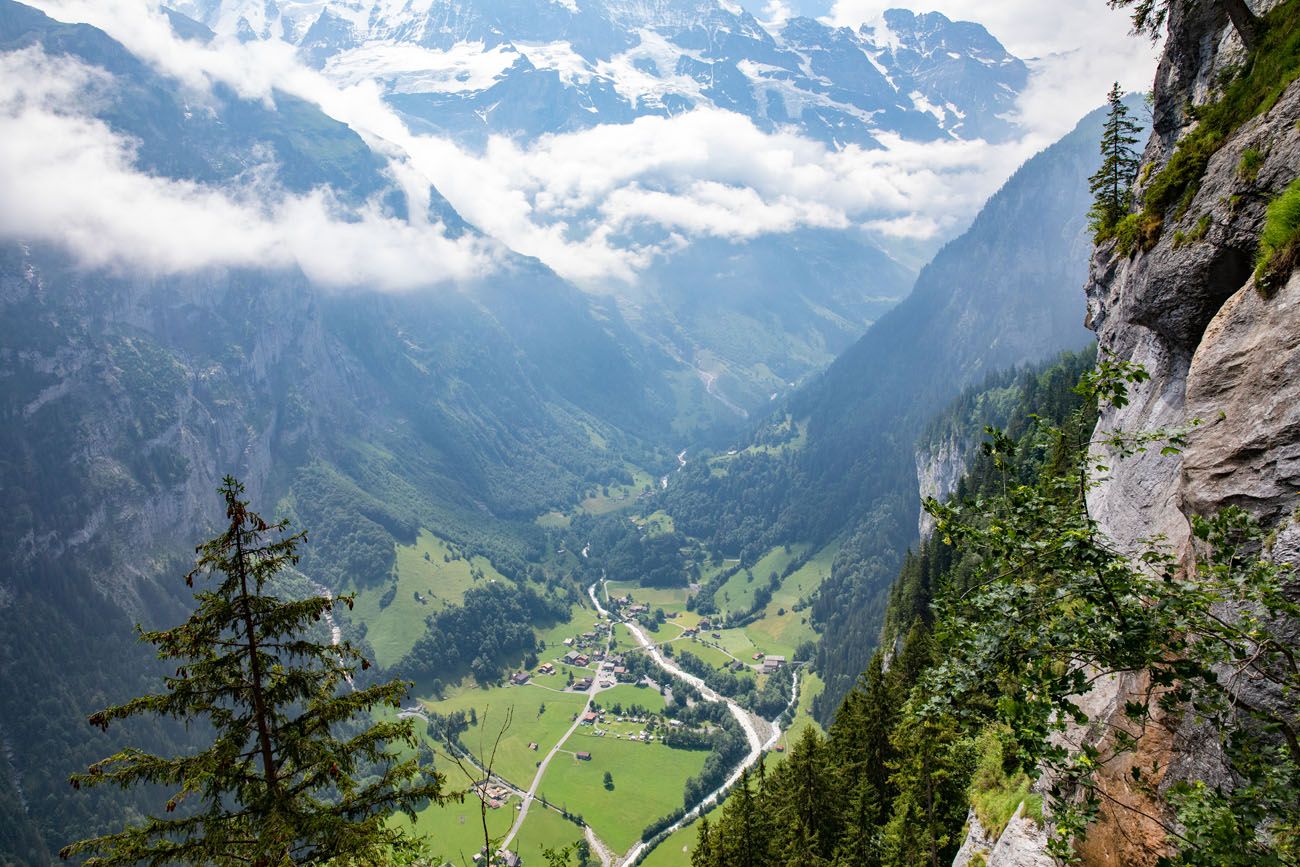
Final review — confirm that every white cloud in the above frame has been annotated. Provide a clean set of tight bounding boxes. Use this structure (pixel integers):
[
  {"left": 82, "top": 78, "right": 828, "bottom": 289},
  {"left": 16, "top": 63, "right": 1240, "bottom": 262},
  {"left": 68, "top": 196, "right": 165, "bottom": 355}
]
[
  {"left": 0, "top": 46, "right": 491, "bottom": 290},
  {"left": 16, "top": 0, "right": 1158, "bottom": 290}
]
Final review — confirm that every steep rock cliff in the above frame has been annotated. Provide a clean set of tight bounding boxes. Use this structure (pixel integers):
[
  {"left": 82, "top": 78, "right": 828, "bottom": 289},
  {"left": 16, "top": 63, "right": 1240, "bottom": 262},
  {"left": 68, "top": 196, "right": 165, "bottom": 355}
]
[{"left": 979, "top": 1, "right": 1300, "bottom": 863}]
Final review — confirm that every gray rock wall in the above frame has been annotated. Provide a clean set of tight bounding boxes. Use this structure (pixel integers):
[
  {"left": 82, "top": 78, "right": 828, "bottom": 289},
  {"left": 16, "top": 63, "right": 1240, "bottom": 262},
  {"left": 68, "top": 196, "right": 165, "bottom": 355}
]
[{"left": 965, "top": 1, "right": 1300, "bottom": 863}]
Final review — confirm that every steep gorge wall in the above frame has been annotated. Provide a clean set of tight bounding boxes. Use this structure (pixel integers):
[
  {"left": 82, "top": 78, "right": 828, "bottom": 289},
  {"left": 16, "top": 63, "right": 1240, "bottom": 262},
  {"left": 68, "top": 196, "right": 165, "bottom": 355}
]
[{"left": 980, "top": 0, "right": 1300, "bottom": 863}]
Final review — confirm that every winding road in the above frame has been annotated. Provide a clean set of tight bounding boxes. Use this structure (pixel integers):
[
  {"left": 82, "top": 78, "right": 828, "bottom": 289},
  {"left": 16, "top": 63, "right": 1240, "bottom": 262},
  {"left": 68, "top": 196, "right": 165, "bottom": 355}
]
[
  {"left": 499, "top": 649, "right": 609, "bottom": 854},
  {"left": 588, "top": 582, "right": 798, "bottom": 865}
]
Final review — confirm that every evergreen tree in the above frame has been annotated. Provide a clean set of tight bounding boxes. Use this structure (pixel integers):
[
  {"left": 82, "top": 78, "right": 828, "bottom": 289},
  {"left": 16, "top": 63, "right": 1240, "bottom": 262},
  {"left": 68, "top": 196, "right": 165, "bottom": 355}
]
[
  {"left": 61, "top": 477, "right": 447, "bottom": 866},
  {"left": 773, "top": 727, "right": 835, "bottom": 866},
  {"left": 830, "top": 652, "right": 899, "bottom": 865},
  {"left": 880, "top": 712, "right": 972, "bottom": 867},
  {"left": 691, "top": 816, "right": 715, "bottom": 867},
  {"left": 1088, "top": 82, "right": 1144, "bottom": 239}
]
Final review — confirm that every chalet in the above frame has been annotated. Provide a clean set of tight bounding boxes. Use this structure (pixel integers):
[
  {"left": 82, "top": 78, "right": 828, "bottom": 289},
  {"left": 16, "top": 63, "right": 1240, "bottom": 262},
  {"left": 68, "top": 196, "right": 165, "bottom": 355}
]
[
  {"left": 613, "top": 666, "right": 627, "bottom": 677},
  {"left": 682, "top": 628, "right": 698, "bottom": 637},
  {"left": 563, "top": 651, "right": 582, "bottom": 665},
  {"left": 575, "top": 751, "right": 592, "bottom": 761},
  {"left": 574, "top": 677, "right": 593, "bottom": 690},
  {"left": 509, "top": 672, "right": 530, "bottom": 685},
  {"left": 574, "top": 654, "right": 591, "bottom": 666},
  {"left": 538, "top": 662, "right": 555, "bottom": 674},
  {"left": 563, "top": 637, "right": 575, "bottom": 647},
  {"left": 628, "top": 603, "right": 649, "bottom": 615},
  {"left": 761, "top": 655, "right": 787, "bottom": 674},
  {"left": 752, "top": 653, "right": 765, "bottom": 661},
  {"left": 698, "top": 618, "right": 712, "bottom": 629},
  {"left": 581, "top": 711, "right": 599, "bottom": 724},
  {"left": 773, "top": 744, "right": 786, "bottom": 753}
]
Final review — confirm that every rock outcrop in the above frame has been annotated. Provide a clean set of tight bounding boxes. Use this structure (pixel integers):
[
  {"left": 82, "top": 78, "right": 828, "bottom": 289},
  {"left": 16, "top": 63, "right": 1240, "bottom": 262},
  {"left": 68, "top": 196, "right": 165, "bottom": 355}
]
[{"left": 976, "top": 0, "right": 1300, "bottom": 864}]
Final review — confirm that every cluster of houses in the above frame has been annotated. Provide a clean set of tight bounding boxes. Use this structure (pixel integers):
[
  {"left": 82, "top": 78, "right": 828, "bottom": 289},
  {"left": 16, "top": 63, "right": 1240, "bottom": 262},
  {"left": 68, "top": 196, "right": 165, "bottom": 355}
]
[
  {"left": 472, "top": 780, "right": 514, "bottom": 810},
  {"left": 562, "top": 650, "right": 591, "bottom": 667},
  {"left": 562, "top": 621, "right": 611, "bottom": 652}
]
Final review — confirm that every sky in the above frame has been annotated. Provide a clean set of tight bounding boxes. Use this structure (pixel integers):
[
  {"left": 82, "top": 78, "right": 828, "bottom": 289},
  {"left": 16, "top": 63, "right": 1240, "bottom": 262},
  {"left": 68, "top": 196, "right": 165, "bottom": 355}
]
[{"left": 3, "top": 0, "right": 1161, "bottom": 292}]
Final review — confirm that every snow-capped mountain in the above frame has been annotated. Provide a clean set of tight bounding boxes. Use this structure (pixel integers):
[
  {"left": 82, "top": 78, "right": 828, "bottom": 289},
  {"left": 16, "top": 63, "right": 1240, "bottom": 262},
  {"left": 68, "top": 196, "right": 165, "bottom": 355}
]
[
  {"left": 172, "top": 0, "right": 1028, "bottom": 146},
  {"left": 158, "top": 0, "right": 1036, "bottom": 417}
]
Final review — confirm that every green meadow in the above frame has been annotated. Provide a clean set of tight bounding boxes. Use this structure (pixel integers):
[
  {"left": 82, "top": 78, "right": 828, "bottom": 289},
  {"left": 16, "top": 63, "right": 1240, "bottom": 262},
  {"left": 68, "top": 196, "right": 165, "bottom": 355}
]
[
  {"left": 349, "top": 530, "right": 511, "bottom": 668},
  {"left": 420, "top": 682, "right": 589, "bottom": 787},
  {"left": 538, "top": 735, "right": 708, "bottom": 854}
]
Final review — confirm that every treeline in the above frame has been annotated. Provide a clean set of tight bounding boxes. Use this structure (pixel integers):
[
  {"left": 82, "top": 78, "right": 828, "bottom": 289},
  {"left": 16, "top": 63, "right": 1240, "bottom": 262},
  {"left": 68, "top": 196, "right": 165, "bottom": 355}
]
[
  {"left": 395, "top": 583, "right": 570, "bottom": 686},
  {"left": 642, "top": 704, "right": 749, "bottom": 842},
  {"left": 810, "top": 348, "right": 1098, "bottom": 720}
]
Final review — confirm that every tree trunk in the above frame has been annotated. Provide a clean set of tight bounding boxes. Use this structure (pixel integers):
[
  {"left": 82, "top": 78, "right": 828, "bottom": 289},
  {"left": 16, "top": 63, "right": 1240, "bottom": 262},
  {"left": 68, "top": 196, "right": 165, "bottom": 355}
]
[
  {"left": 1222, "top": 0, "right": 1260, "bottom": 50},
  {"left": 234, "top": 518, "right": 279, "bottom": 794}
]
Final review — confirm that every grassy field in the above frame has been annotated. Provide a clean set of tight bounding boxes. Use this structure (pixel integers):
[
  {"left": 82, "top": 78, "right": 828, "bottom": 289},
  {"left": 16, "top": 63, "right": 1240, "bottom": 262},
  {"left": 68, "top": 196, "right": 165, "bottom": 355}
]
[
  {"left": 400, "top": 790, "right": 516, "bottom": 865},
  {"left": 419, "top": 682, "right": 589, "bottom": 788},
  {"left": 606, "top": 581, "right": 690, "bottom": 613},
  {"left": 677, "top": 638, "right": 737, "bottom": 670},
  {"left": 535, "top": 511, "right": 571, "bottom": 529},
  {"left": 713, "top": 546, "right": 803, "bottom": 615},
  {"left": 640, "top": 818, "right": 702, "bottom": 867},
  {"left": 742, "top": 542, "right": 838, "bottom": 657},
  {"left": 631, "top": 510, "right": 675, "bottom": 536},
  {"left": 579, "top": 468, "right": 658, "bottom": 516},
  {"left": 777, "top": 670, "right": 825, "bottom": 748},
  {"left": 539, "top": 736, "right": 708, "bottom": 854},
  {"left": 512, "top": 804, "right": 588, "bottom": 863},
  {"left": 349, "top": 530, "right": 511, "bottom": 668}
]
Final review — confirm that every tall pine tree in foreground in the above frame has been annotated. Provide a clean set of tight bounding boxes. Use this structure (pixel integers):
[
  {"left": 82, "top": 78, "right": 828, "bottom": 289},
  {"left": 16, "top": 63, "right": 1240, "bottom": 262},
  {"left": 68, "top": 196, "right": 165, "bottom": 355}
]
[
  {"left": 1088, "top": 82, "right": 1144, "bottom": 240},
  {"left": 61, "top": 477, "right": 447, "bottom": 866}
]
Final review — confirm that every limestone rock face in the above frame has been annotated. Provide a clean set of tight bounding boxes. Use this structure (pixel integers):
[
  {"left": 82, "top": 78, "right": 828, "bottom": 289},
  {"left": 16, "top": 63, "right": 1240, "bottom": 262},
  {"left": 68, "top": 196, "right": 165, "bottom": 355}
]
[
  {"left": 987, "top": 804, "right": 1054, "bottom": 867},
  {"left": 952, "top": 809, "right": 993, "bottom": 867},
  {"left": 915, "top": 433, "right": 968, "bottom": 539},
  {"left": 968, "top": 2, "right": 1300, "bottom": 865},
  {"left": 1183, "top": 271, "right": 1300, "bottom": 523}
]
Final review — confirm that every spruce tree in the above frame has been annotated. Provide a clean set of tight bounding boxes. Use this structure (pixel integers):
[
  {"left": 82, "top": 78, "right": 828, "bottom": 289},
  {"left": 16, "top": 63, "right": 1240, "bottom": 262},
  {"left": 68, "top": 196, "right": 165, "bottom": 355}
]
[
  {"left": 1088, "top": 82, "right": 1143, "bottom": 240},
  {"left": 691, "top": 816, "right": 715, "bottom": 867},
  {"left": 61, "top": 477, "right": 447, "bottom": 866}
]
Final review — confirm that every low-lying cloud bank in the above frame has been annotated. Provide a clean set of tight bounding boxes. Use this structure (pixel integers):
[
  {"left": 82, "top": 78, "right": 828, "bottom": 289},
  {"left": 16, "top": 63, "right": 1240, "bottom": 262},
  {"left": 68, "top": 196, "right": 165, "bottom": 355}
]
[
  {"left": 7, "top": 0, "right": 1158, "bottom": 291},
  {"left": 0, "top": 46, "right": 492, "bottom": 290}
]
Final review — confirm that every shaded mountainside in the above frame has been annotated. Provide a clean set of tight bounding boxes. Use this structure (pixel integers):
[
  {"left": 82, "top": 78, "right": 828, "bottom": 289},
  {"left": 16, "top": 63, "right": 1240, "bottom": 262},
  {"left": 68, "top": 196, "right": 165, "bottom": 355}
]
[
  {"left": 662, "top": 101, "right": 1124, "bottom": 717},
  {"left": 0, "top": 2, "right": 684, "bottom": 858}
]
